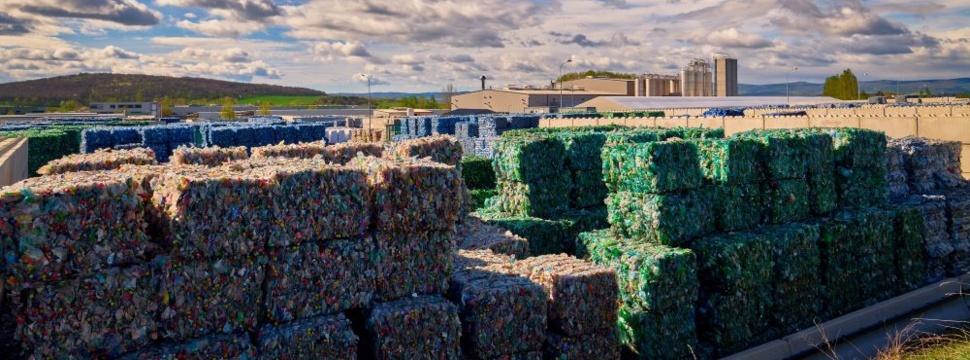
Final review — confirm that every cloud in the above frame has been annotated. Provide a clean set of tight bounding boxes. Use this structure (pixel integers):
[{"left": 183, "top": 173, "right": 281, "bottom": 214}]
[
  {"left": 354, "top": 73, "right": 389, "bottom": 85},
  {"left": 9, "top": 0, "right": 162, "bottom": 26},
  {"left": 703, "top": 28, "right": 775, "bottom": 49},
  {"left": 555, "top": 32, "right": 640, "bottom": 48},
  {"left": 181, "top": 47, "right": 252, "bottom": 62},
  {"left": 176, "top": 19, "right": 265, "bottom": 38},
  {"left": 157, "top": 0, "right": 282, "bottom": 21},
  {"left": 312, "top": 41, "right": 373, "bottom": 62},
  {"left": 0, "top": 13, "right": 33, "bottom": 35}
]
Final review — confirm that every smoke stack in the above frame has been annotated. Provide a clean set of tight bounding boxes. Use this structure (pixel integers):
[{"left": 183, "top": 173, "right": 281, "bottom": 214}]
[{"left": 481, "top": 75, "right": 487, "bottom": 90}]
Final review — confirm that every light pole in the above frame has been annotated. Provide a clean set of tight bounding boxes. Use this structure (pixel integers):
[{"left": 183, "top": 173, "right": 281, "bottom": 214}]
[
  {"left": 360, "top": 74, "right": 372, "bottom": 127},
  {"left": 786, "top": 67, "right": 798, "bottom": 105},
  {"left": 858, "top": 72, "right": 868, "bottom": 101},
  {"left": 559, "top": 58, "right": 572, "bottom": 111}
]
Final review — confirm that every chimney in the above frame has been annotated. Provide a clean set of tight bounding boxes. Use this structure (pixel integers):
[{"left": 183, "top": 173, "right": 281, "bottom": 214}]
[{"left": 481, "top": 75, "right": 487, "bottom": 90}]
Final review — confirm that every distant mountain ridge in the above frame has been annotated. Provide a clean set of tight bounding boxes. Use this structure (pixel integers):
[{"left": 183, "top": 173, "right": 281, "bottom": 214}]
[
  {"left": 0, "top": 73, "right": 325, "bottom": 103},
  {"left": 740, "top": 78, "right": 970, "bottom": 97}
]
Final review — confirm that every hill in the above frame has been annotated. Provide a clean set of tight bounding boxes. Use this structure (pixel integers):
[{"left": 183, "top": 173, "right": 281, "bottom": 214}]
[
  {"left": 740, "top": 78, "right": 970, "bottom": 97},
  {"left": 0, "top": 73, "right": 326, "bottom": 104}
]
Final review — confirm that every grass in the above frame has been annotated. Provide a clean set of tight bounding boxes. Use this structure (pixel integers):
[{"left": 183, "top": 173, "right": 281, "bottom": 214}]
[
  {"left": 236, "top": 95, "right": 325, "bottom": 106},
  {"left": 873, "top": 321, "right": 970, "bottom": 360}
]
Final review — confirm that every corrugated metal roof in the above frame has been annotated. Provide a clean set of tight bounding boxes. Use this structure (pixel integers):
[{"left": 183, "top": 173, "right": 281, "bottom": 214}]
[{"left": 578, "top": 96, "right": 843, "bottom": 110}]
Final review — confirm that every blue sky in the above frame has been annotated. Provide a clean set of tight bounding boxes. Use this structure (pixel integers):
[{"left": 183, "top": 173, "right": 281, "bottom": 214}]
[{"left": 0, "top": 0, "right": 967, "bottom": 93}]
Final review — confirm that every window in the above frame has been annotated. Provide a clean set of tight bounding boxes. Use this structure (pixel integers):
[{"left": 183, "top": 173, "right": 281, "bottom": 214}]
[{"left": 110, "top": 105, "right": 116, "bottom": 109}]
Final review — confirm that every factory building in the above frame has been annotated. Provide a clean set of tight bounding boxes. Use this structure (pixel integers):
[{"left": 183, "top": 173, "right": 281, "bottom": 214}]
[
  {"left": 680, "top": 59, "right": 713, "bottom": 97},
  {"left": 89, "top": 102, "right": 158, "bottom": 117},
  {"left": 714, "top": 55, "right": 739, "bottom": 97},
  {"left": 640, "top": 74, "right": 681, "bottom": 97},
  {"left": 450, "top": 85, "right": 624, "bottom": 113}
]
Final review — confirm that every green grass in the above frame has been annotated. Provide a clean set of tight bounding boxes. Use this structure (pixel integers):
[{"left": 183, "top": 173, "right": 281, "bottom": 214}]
[{"left": 237, "top": 95, "right": 325, "bottom": 106}]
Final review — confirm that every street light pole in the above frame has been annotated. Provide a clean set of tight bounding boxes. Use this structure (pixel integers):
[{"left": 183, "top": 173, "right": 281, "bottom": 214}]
[
  {"left": 786, "top": 66, "right": 798, "bottom": 105},
  {"left": 858, "top": 72, "right": 868, "bottom": 101},
  {"left": 360, "top": 74, "right": 372, "bottom": 128},
  {"left": 559, "top": 58, "right": 572, "bottom": 111}
]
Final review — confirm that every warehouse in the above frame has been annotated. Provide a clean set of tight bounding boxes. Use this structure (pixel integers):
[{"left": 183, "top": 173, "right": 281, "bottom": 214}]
[
  {"left": 450, "top": 87, "right": 622, "bottom": 113},
  {"left": 575, "top": 96, "right": 843, "bottom": 112}
]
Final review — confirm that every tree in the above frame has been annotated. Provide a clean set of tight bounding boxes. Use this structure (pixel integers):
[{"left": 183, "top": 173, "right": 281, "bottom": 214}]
[
  {"left": 259, "top": 101, "right": 271, "bottom": 115},
  {"left": 822, "top": 69, "right": 859, "bottom": 100},
  {"left": 428, "top": 95, "right": 439, "bottom": 109},
  {"left": 220, "top": 97, "right": 236, "bottom": 120},
  {"left": 441, "top": 84, "right": 456, "bottom": 108},
  {"left": 160, "top": 96, "right": 174, "bottom": 117}
]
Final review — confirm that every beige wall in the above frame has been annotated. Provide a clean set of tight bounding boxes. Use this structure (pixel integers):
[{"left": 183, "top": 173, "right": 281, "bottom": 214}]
[
  {"left": 563, "top": 78, "right": 634, "bottom": 96},
  {"left": 0, "top": 138, "right": 28, "bottom": 186}
]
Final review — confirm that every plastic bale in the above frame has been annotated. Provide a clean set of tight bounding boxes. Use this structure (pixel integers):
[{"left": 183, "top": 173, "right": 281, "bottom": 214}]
[
  {"left": 456, "top": 122, "right": 479, "bottom": 138},
  {"left": 473, "top": 211, "right": 572, "bottom": 256},
  {"left": 578, "top": 230, "right": 698, "bottom": 313},
  {"left": 447, "top": 267, "right": 547, "bottom": 358},
  {"left": 558, "top": 132, "right": 607, "bottom": 172},
  {"left": 944, "top": 190, "right": 970, "bottom": 276},
  {"left": 455, "top": 217, "right": 530, "bottom": 259},
  {"left": 463, "top": 155, "right": 496, "bottom": 189},
  {"left": 696, "top": 288, "right": 774, "bottom": 358},
  {"left": 695, "top": 138, "right": 763, "bottom": 185},
  {"left": 149, "top": 166, "right": 270, "bottom": 259},
  {"left": 80, "top": 128, "right": 114, "bottom": 153},
  {"left": 389, "top": 135, "right": 463, "bottom": 166},
  {"left": 734, "top": 130, "right": 808, "bottom": 180},
  {"left": 835, "top": 163, "right": 888, "bottom": 209},
  {"left": 257, "top": 314, "right": 358, "bottom": 360},
  {"left": 374, "top": 231, "right": 453, "bottom": 301},
  {"left": 757, "top": 224, "right": 822, "bottom": 333},
  {"left": 822, "top": 128, "right": 888, "bottom": 170},
  {"left": 362, "top": 296, "right": 462, "bottom": 360},
  {"left": 606, "top": 190, "right": 714, "bottom": 246},
  {"left": 494, "top": 173, "right": 570, "bottom": 218},
  {"left": 454, "top": 249, "right": 514, "bottom": 270},
  {"left": 571, "top": 170, "right": 608, "bottom": 209},
  {"left": 603, "top": 129, "right": 659, "bottom": 145},
  {"left": 554, "top": 207, "right": 610, "bottom": 255},
  {"left": 170, "top": 145, "right": 248, "bottom": 167},
  {"left": 543, "top": 329, "right": 620, "bottom": 360},
  {"left": 0, "top": 171, "right": 154, "bottom": 285},
  {"left": 250, "top": 141, "right": 328, "bottom": 160},
  {"left": 14, "top": 264, "right": 159, "bottom": 359},
  {"left": 676, "top": 126, "right": 725, "bottom": 140},
  {"left": 264, "top": 238, "right": 377, "bottom": 324},
  {"left": 618, "top": 306, "right": 698, "bottom": 360},
  {"left": 892, "top": 204, "right": 930, "bottom": 290},
  {"left": 886, "top": 144, "right": 909, "bottom": 200},
  {"left": 904, "top": 195, "right": 952, "bottom": 283},
  {"left": 712, "top": 183, "right": 762, "bottom": 232},
  {"left": 492, "top": 135, "right": 565, "bottom": 183},
  {"left": 357, "top": 157, "right": 463, "bottom": 233},
  {"left": 601, "top": 141, "right": 703, "bottom": 194},
  {"left": 891, "top": 136, "right": 964, "bottom": 193},
  {"left": 770, "top": 276, "right": 821, "bottom": 334},
  {"left": 117, "top": 333, "right": 256, "bottom": 360},
  {"left": 506, "top": 254, "right": 619, "bottom": 336},
  {"left": 688, "top": 231, "right": 773, "bottom": 292},
  {"left": 37, "top": 147, "right": 157, "bottom": 175},
  {"left": 157, "top": 255, "right": 265, "bottom": 341},
  {"left": 762, "top": 178, "right": 811, "bottom": 224},
  {"left": 471, "top": 189, "right": 498, "bottom": 211}
]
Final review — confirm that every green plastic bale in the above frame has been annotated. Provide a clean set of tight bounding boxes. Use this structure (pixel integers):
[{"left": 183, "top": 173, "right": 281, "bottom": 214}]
[
  {"left": 695, "top": 139, "right": 763, "bottom": 185},
  {"left": 758, "top": 223, "right": 821, "bottom": 281},
  {"left": 772, "top": 276, "right": 822, "bottom": 335},
  {"left": 470, "top": 189, "right": 498, "bottom": 211},
  {"left": 792, "top": 130, "right": 835, "bottom": 175},
  {"left": 807, "top": 171, "right": 838, "bottom": 215},
  {"left": 493, "top": 173, "right": 570, "bottom": 218},
  {"left": 892, "top": 205, "right": 929, "bottom": 291},
  {"left": 695, "top": 288, "right": 774, "bottom": 358},
  {"left": 668, "top": 127, "right": 725, "bottom": 140},
  {"left": 503, "top": 125, "right": 627, "bottom": 138},
  {"left": 558, "top": 132, "right": 607, "bottom": 171},
  {"left": 555, "top": 207, "right": 610, "bottom": 255},
  {"left": 762, "top": 178, "right": 811, "bottom": 224},
  {"left": 473, "top": 211, "right": 572, "bottom": 256},
  {"left": 462, "top": 155, "right": 496, "bottom": 189},
  {"left": 571, "top": 170, "right": 608, "bottom": 209},
  {"left": 601, "top": 141, "right": 703, "bottom": 194},
  {"left": 606, "top": 190, "right": 714, "bottom": 246},
  {"left": 712, "top": 184, "right": 762, "bottom": 232},
  {"left": 734, "top": 130, "right": 808, "bottom": 180},
  {"left": 821, "top": 128, "right": 887, "bottom": 169},
  {"left": 689, "top": 232, "right": 773, "bottom": 292},
  {"left": 835, "top": 165, "right": 888, "bottom": 209},
  {"left": 817, "top": 212, "right": 898, "bottom": 318},
  {"left": 603, "top": 129, "right": 660, "bottom": 145},
  {"left": 492, "top": 135, "right": 565, "bottom": 183},
  {"left": 578, "top": 230, "right": 698, "bottom": 313},
  {"left": 618, "top": 306, "right": 698, "bottom": 360}
]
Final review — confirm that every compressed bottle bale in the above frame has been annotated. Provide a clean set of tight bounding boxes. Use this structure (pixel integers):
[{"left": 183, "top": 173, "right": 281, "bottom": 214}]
[
  {"left": 362, "top": 296, "right": 462, "bottom": 360},
  {"left": 357, "top": 157, "right": 463, "bottom": 233},
  {"left": 456, "top": 122, "right": 480, "bottom": 138},
  {"left": 447, "top": 267, "right": 547, "bottom": 358},
  {"left": 712, "top": 183, "right": 762, "bottom": 232},
  {"left": 37, "top": 147, "right": 157, "bottom": 175},
  {"left": 455, "top": 218, "right": 530, "bottom": 259},
  {"left": 157, "top": 256, "right": 265, "bottom": 341},
  {"left": 578, "top": 230, "right": 698, "bottom": 313},
  {"left": 675, "top": 126, "right": 725, "bottom": 140},
  {"left": 251, "top": 140, "right": 329, "bottom": 160},
  {"left": 606, "top": 190, "right": 714, "bottom": 246},
  {"left": 892, "top": 205, "right": 930, "bottom": 290},
  {"left": 117, "top": 333, "right": 256, "bottom": 360},
  {"left": 170, "top": 145, "right": 248, "bottom": 167},
  {"left": 454, "top": 249, "right": 514, "bottom": 270},
  {"left": 772, "top": 276, "right": 821, "bottom": 334},
  {"left": 944, "top": 190, "right": 970, "bottom": 275},
  {"left": 14, "top": 264, "right": 159, "bottom": 359},
  {"left": 374, "top": 231, "right": 453, "bottom": 301},
  {"left": 762, "top": 178, "right": 811, "bottom": 224},
  {"left": 823, "top": 128, "right": 888, "bottom": 170},
  {"left": 601, "top": 141, "right": 703, "bottom": 194},
  {"left": 571, "top": 170, "right": 608, "bottom": 209},
  {"left": 257, "top": 314, "right": 358, "bottom": 360},
  {"left": 505, "top": 254, "right": 619, "bottom": 336},
  {"left": 886, "top": 144, "right": 910, "bottom": 200},
  {"left": 619, "top": 306, "right": 698, "bottom": 360},
  {"left": 558, "top": 132, "right": 607, "bottom": 172},
  {"left": 493, "top": 173, "right": 570, "bottom": 218},
  {"left": 471, "top": 189, "right": 498, "bottom": 211},
  {"left": 734, "top": 130, "right": 808, "bottom": 180},
  {"left": 148, "top": 166, "right": 270, "bottom": 259},
  {"left": 554, "top": 207, "right": 610, "bottom": 255},
  {"left": 0, "top": 170, "right": 154, "bottom": 285},
  {"left": 892, "top": 136, "right": 964, "bottom": 193},
  {"left": 472, "top": 211, "right": 572, "bottom": 256},
  {"left": 543, "top": 329, "right": 620, "bottom": 360},
  {"left": 350, "top": 128, "right": 384, "bottom": 143},
  {"left": 264, "top": 238, "right": 377, "bottom": 324},
  {"left": 807, "top": 170, "right": 838, "bottom": 216},
  {"left": 817, "top": 210, "right": 898, "bottom": 317},
  {"left": 462, "top": 155, "right": 496, "bottom": 189},
  {"left": 835, "top": 163, "right": 888, "bottom": 209},
  {"left": 695, "top": 138, "right": 763, "bottom": 185},
  {"left": 696, "top": 288, "right": 773, "bottom": 358},
  {"left": 904, "top": 195, "right": 952, "bottom": 283},
  {"left": 604, "top": 129, "right": 659, "bottom": 145},
  {"left": 492, "top": 135, "right": 565, "bottom": 183},
  {"left": 80, "top": 127, "right": 114, "bottom": 153},
  {"left": 759, "top": 223, "right": 820, "bottom": 281},
  {"left": 689, "top": 232, "right": 773, "bottom": 292},
  {"left": 389, "top": 135, "right": 463, "bottom": 165}
]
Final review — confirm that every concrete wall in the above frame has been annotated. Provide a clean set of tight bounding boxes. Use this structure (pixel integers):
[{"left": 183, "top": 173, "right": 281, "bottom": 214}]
[{"left": 0, "top": 138, "right": 28, "bottom": 186}]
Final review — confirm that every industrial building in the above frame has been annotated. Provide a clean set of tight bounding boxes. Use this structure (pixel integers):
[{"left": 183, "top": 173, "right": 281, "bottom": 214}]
[
  {"left": 714, "top": 55, "right": 739, "bottom": 97},
  {"left": 680, "top": 59, "right": 713, "bottom": 97},
  {"left": 450, "top": 86, "right": 622, "bottom": 113},
  {"left": 89, "top": 102, "right": 158, "bottom": 117},
  {"left": 641, "top": 74, "right": 681, "bottom": 96},
  {"left": 575, "top": 96, "right": 841, "bottom": 112}
]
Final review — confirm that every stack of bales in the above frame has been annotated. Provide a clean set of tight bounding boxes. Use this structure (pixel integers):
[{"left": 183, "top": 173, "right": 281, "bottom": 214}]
[
  {"left": 733, "top": 130, "right": 812, "bottom": 224},
  {"left": 169, "top": 145, "right": 249, "bottom": 167},
  {"left": 140, "top": 125, "right": 198, "bottom": 162},
  {"left": 388, "top": 136, "right": 467, "bottom": 217},
  {"left": 349, "top": 128, "right": 384, "bottom": 143},
  {"left": 37, "top": 147, "right": 157, "bottom": 175},
  {"left": 826, "top": 128, "right": 888, "bottom": 208}
]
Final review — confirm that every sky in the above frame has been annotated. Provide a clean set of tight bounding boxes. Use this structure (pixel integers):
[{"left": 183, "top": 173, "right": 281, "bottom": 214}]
[{"left": 0, "top": 0, "right": 967, "bottom": 93}]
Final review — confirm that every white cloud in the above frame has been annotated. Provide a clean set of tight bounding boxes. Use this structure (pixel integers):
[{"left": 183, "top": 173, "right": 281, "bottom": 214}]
[{"left": 176, "top": 19, "right": 265, "bottom": 38}]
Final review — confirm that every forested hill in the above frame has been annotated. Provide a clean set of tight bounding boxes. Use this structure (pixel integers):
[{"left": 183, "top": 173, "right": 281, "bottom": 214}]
[{"left": 0, "top": 73, "right": 325, "bottom": 103}]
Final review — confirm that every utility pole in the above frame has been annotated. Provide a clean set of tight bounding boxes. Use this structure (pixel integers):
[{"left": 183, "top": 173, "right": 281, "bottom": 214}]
[
  {"left": 360, "top": 74, "right": 372, "bottom": 128},
  {"left": 786, "top": 66, "right": 798, "bottom": 105},
  {"left": 559, "top": 58, "right": 572, "bottom": 111}
]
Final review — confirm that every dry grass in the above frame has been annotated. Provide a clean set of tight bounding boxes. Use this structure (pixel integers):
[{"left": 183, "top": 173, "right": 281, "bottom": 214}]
[{"left": 876, "top": 320, "right": 970, "bottom": 360}]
